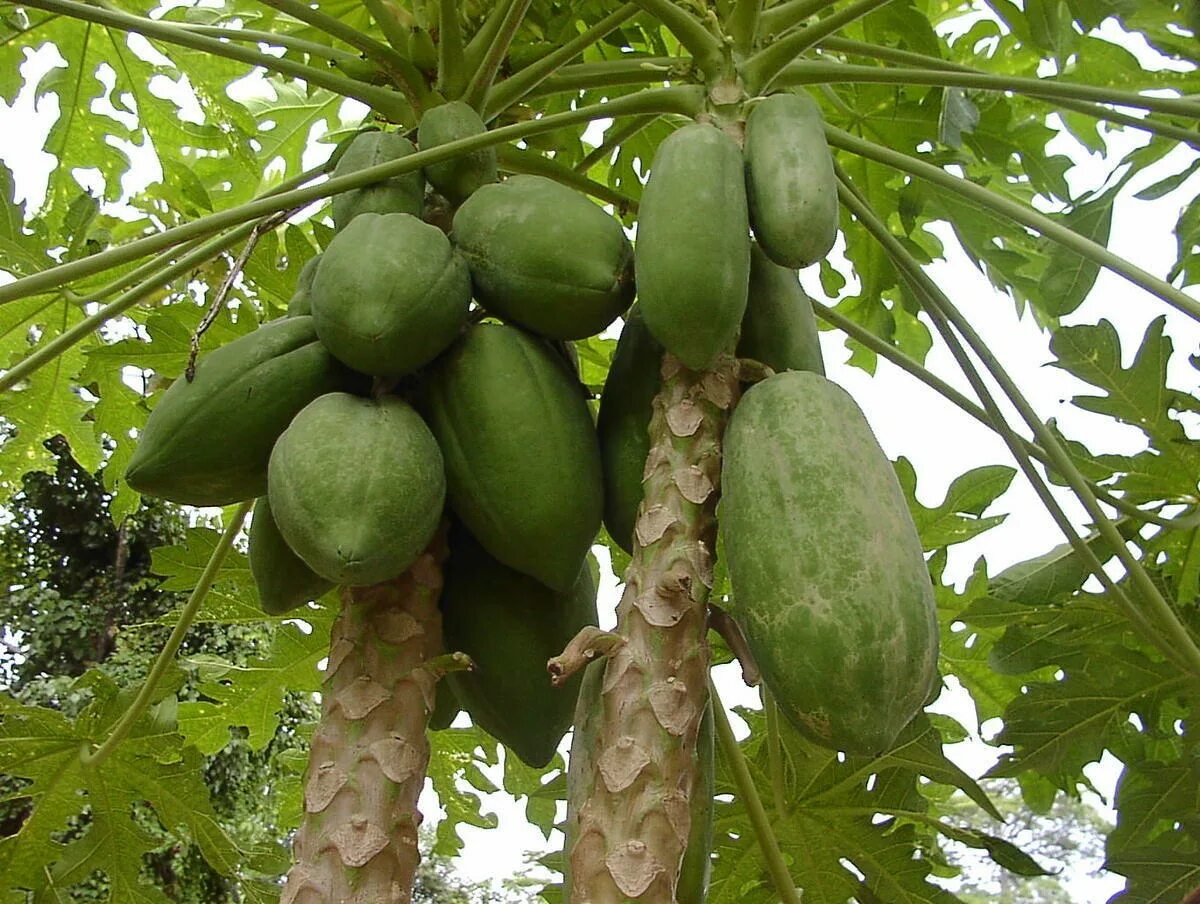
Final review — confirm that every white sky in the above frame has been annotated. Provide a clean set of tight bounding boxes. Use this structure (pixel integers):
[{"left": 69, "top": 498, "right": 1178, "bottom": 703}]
[{"left": 2, "top": 13, "right": 1198, "bottom": 904}]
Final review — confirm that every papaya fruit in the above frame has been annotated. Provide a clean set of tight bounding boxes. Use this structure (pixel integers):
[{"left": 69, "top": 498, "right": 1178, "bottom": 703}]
[
  {"left": 248, "top": 495, "right": 334, "bottom": 615},
  {"left": 124, "top": 317, "right": 361, "bottom": 506},
  {"left": 267, "top": 392, "right": 445, "bottom": 585},
  {"left": 441, "top": 525, "right": 597, "bottom": 767},
  {"left": 286, "top": 254, "right": 321, "bottom": 317},
  {"left": 331, "top": 131, "right": 424, "bottom": 230},
  {"left": 310, "top": 213, "right": 472, "bottom": 378},
  {"left": 564, "top": 662, "right": 714, "bottom": 902},
  {"left": 743, "top": 92, "right": 838, "bottom": 269},
  {"left": 451, "top": 175, "right": 635, "bottom": 340},
  {"left": 596, "top": 306, "right": 662, "bottom": 554},
  {"left": 418, "top": 101, "right": 498, "bottom": 204},
  {"left": 721, "top": 372, "right": 938, "bottom": 755},
  {"left": 422, "top": 323, "right": 603, "bottom": 591},
  {"left": 634, "top": 122, "right": 750, "bottom": 370},
  {"left": 737, "top": 244, "right": 825, "bottom": 377}
]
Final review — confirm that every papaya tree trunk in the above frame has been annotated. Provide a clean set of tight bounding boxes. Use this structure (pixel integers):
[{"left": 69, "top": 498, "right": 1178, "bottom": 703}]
[
  {"left": 281, "top": 530, "right": 447, "bottom": 904},
  {"left": 567, "top": 353, "right": 739, "bottom": 903}
]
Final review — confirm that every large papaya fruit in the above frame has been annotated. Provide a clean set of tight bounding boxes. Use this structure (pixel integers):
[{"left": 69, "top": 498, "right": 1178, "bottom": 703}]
[
  {"left": 743, "top": 92, "right": 838, "bottom": 269},
  {"left": 418, "top": 101, "right": 498, "bottom": 204},
  {"left": 635, "top": 122, "right": 750, "bottom": 370},
  {"left": 310, "top": 213, "right": 471, "bottom": 378},
  {"left": 124, "top": 317, "right": 360, "bottom": 506},
  {"left": 564, "top": 662, "right": 714, "bottom": 902},
  {"left": 451, "top": 175, "right": 635, "bottom": 340},
  {"left": 422, "top": 323, "right": 603, "bottom": 591},
  {"left": 286, "top": 254, "right": 321, "bottom": 317},
  {"left": 441, "top": 525, "right": 597, "bottom": 767},
  {"left": 331, "top": 131, "right": 424, "bottom": 229},
  {"left": 267, "top": 393, "right": 445, "bottom": 585},
  {"left": 721, "top": 372, "right": 938, "bottom": 755},
  {"left": 596, "top": 306, "right": 662, "bottom": 554},
  {"left": 248, "top": 495, "right": 334, "bottom": 615},
  {"left": 737, "top": 244, "right": 825, "bottom": 376}
]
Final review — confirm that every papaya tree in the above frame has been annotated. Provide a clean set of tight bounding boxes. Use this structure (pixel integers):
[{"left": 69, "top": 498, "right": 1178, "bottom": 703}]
[{"left": 0, "top": 1, "right": 1198, "bottom": 903}]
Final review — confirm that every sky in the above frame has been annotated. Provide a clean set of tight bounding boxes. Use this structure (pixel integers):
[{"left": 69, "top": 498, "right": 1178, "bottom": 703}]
[{"left": 2, "top": 9, "right": 1199, "bottom": 903}]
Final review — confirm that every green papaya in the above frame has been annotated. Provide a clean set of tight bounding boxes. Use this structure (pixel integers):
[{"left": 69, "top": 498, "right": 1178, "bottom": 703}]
[
  {"left": 441, "top": 525, "right": 597, "bottom": 767},
  {"left": 635, "top": 123, "right": 750, "bottom": 370},
  {"left": 331, "top": 131, "right": 424, "bottom": 230},
  {"left": 743, "top": 92, "right": 838, "bottom": 269},
  {"left": 286, "top": 254, "right": 321, "bottom": 317},
  {"left": 268, "top": 393, "right": 445, "bottom": 585},
  {"left": 451, "top": 175, "right": 635, "bottom": 340},
  {"left": 721, "top": 372, "right": 938, "bottom": 755},
  {"left": 423, "top": 323, "right": 603, "bottom": 591},
  {"left": 737, "top": 244, "right": 825, "bottom": 377},
  {"left": 124, "top": 317, "right": 361, "bottom": 506},
  {"left": 564, "top": 663, "right": 714, "bottom": 902},
  {"left": 596, "top": 306, "right": 662, "bottom": 555},
  {"left": 248, "top": 495, "right": 334, "bottom": 615},
  {"left": 311, "top": 213, "right": 471, "bottom": 378},
  {"left": 418, "top": 101, "right": 498, "bottom": 204}
]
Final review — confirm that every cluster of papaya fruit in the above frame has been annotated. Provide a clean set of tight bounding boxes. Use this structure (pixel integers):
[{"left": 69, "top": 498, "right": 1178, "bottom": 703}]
[
  {"left": 600, "top": 91, "right": 939, "bottom": 759},
  {"left": 124, "top": 101, "right": 635, "bottom": 768},
  {"left": 124, "top": 89, "right": 938, "bottom": 771}
]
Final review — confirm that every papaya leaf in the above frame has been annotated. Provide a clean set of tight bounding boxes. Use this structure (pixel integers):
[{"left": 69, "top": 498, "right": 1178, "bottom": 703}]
[
  {"left": 177, "top": 611, "right": 334, "bottom": 754},
  {"left": 0, "top": 687, "right": 279, "bottom": 902},
  {"left": 894, "top": 458, "right": 1016, "bottom": 551}
]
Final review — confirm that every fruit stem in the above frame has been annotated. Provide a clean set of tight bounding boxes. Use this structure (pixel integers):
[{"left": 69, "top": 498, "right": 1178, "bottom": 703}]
[
  {"left": 741, "top": 0, "right": 898, "bottom": 93},
  {"left": 810, "top": 299, "right": 1196, "bottom": 531},
  {"left": 259, "top": 0, "right": 431, "bottom": 110},
  {"left": 281, "top": 532, "right": 448, "bottom": 904},
  {"left": 82, "top": 501, "right": 252, "bottom": 768},
  {"left": 20, "top": 0, "right": 414, "bottom": 122},
  {"left": 816, "top": 37, "right": 1200, "bottom": 149},
  {"left": 481, "top": 4, "right": 643, "bottom": 119},
  {"left": 461, "top": 0, "right": 532, "bottom": 110},
  {"left": 778, "top": 60, "right": 1200, "bottom": 120},
  {"left": 436, "top": 0, "right": 467, "bottom": 97},
  {"left": 710, "top": 680, "right": 804, "bottom": 904},
  {"left": 825, "top": 124, "right": 1200, "bottom": 322}
]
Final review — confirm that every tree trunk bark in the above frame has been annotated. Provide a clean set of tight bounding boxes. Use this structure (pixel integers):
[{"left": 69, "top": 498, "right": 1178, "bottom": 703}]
[
  {"left": 281, "top": 530, "right": 447, "bottom": 904},
  {"left": 567, "top": 353, "right": 738, "bottom": 903}
]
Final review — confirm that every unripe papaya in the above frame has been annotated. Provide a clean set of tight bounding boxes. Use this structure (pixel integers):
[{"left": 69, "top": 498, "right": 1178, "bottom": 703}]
[
  {"left": 721, "top": 372, "right": 938, "bottom": 755},
  {"left": 311, "top": 213, "right": 471, "bottom": 378},
  {"left": 441, "top": 525, "right": 597, "bottom": 767},
  {"left": 286, "top": 254, "right": 321, "bottom": 317},
  {"left": 268, "top": 393, "right": 445, "bottom": 585},
  {"left": 635, "top": 123, "right": 750, "bottom": 370},
  {"left": 743, "top": 92, "right": 838, "bottom": 269},
  {"left": 564, "top": 663, "right": 714, "bottom": 902},
  {"left": 248, "top": 495, "right": 334, "bottom": 615},
  {"left": 423, "top": 323, "right": 603, "bottom": 591},
  {"left": 331, "top": 131, "right": 424, "bottom": 230},
  {"left": 124, "top": 317, "right": 361, "bottom": 506},
  {"left": 451, "top": 175, "right": 635, "bottom": 340},
  {"left": 596, "top": 307, "right": 662, "bottom": 555},
  {"left": 418, "top": 101, "right": 498, "bottom": 204},
  {"left": 737, "top": 244, "right": 825, "bottom": 376}
]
